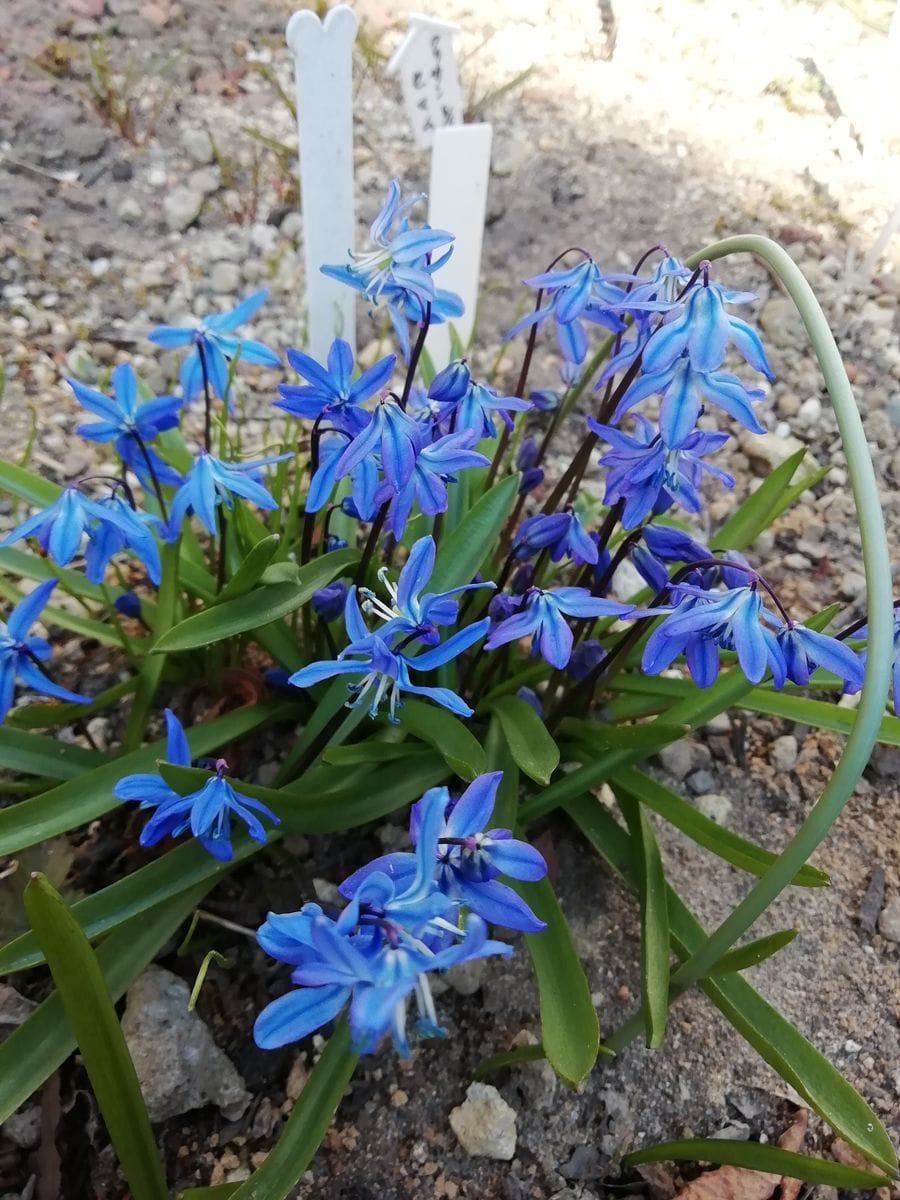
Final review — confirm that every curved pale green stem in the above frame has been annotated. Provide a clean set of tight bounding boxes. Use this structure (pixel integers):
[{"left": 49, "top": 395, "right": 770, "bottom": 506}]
[{"left": 609, "top": 235, "right": 892, "bottom": 1032}]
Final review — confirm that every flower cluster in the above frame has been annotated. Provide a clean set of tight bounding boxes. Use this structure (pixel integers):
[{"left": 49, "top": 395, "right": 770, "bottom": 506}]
[{"left": 254, "top": 773, "right": 547, "bottom": 1056}]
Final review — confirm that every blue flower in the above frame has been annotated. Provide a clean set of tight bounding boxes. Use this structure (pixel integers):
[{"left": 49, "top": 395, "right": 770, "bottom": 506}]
[
  {"left": 311, "top": 580, "right": 348, "bottom": 624},
  {"left": 148, "top": 289, "right": 281, "bottom": 401},
  {"left": 428, "top": 359, "right": 471, "bottom": 405},
  {"left": 0, "top": 580, "right": 89, "bottom": 723},
  {"left": 506, "top": 258, "right": 628, "bottom": 363},
  {"left": 276, "top": 338, "right": 396, "bottom": 435},
  {"left": 513, "top": 511, "right": 598, "bottom": 565},
  {"left": 165, "top": 452, "right": 283, "bottom": 538},
  {"left": 84, "top": 493, "right": 163, "bottom": 585},
  {"left": 288, "top": 587, "right": 489, "bottom": 721},
  {"left": 253, "top": 782, "right": 516, "bottom": 1056},
  {"left": 630, "top": 524, "right": 711, "bottom": 592},
  {"left": 854, "top": 614, "right": 900, "bottom": 709},
  {"left": 114, "top": 708, "right": 279, "bottom": 860},
  {"left": 359, "top": 536, "right": 493, "bottom": 646},
  {"left": 70, "top": 363, "right": 183, "bottom": 488},
  {"left": 340, "top": 773, "right": 547, "bottom": 932},
  {"left": 1, "top": 485, "right": 142, "bottom": 569},
  {"left": 433, "top": 378, "right": 532, "bottom": 440},
  {"left": 114, "top": 591, "right": 142, "bottom": 619},
  {"left": 335, "top": 398, "right": 421, "bottom": 493},
  {"left": 374, "top": 427, "right": 491, "bottom": 541},
  {"left": 306, "top": 433, "right": 379, "bottom": 522},
  {"left": 643, "top": 583, "right": 785, "bottom": 687},
  {"left": 590, "top": 414, "right": 734, "bottom": 528},
  {"left": 485, "top": 586, "right": 633, "bottom": 669},
  {"left": 777, "top": 624, "right": 864, "bottom": 690}
]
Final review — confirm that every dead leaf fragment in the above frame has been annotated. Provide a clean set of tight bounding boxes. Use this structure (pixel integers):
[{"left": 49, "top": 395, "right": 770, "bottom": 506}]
[{"left": 672, "top": 1109, "right": 808, "bottom": 1200}]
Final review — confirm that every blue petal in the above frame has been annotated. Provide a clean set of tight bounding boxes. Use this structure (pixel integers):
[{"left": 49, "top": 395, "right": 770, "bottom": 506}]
[
  {"left": 445, "top": 772, "right": 502, "bottom": 837},
  {"left": 253, "top": 983, "right": 348, "bottom": 1049}
]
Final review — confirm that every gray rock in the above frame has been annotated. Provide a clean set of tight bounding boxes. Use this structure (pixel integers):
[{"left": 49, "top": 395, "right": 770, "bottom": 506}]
[
  {"left": 210, "top": 261, "right": 242, "bottom": 294},
  {"left": 121, "top": 965, "right": 250, "bottom": 1122},
  {"left": 280, "top": 211, "right": 303, "bottom": 239},
  {"left": 182, "top": 127, "right": 214, "bottom": 166},
  {"left": 117, "top": 196, "right": 142, "bottom": 224},
  {"left": 0, "top": 983, "right": 37, "bottom": 1031},
  {"left": 705, "top": 712, "right": 731, "bottom": 735},
  {"left": 759, "top": 294, "right": 806, "bottom": 350},
  {"left": 163, "top": 187, "right": 203, "bottom": 233},
  {"left": 449, "top": 1083, "right": 517, "bottom": 1160},
  {"left": 770, "top": 734, "right": 798, "bottom": 772},
  {"left": 839, "top": 569, "right": 865, "bottom": 600},
  {"left": 658, "top": 740, "right": 696, "bottom": 781},
  {"left": 445, "top": 958, "right": 487, "bottom": 996},
  {"left": 878, "top": 896, "right": 900, "bottom": 943},
  {"left": 687, "top": 768, "right": 715, "bottom": 795},
  {"left": 695, "top": 793, "right": 732, "bottom": 825},
  {"left": 190, "top": 166, "right": 221, "bottom": 197},
  {"left": 111, "top": 158, "right": 134, "bottom": 181},
  {"left": 65, "top": 125, "right": 108, "bottom": 162}
]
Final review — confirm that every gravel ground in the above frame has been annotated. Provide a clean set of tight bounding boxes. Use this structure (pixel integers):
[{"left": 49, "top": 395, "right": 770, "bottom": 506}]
[{"left": 1, "top": 1, "right": 900, "bottom": 1197}]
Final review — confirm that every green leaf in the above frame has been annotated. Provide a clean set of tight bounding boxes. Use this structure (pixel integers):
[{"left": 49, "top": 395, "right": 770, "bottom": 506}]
[
  {"left": 7, "top": 676, "right": 138, "bottom": 731},
  {"left": 485, "top": 714, "right": 519, "bottom": 830},
  {"left": 227, "top": 1019, "right": 358, "bottom": 1200},
  {"left": 122, "top": 538, "right": 181, "bottom": 752},
  {"left": 154, "top": 548, "right": 357, "bottom": 653},
  {"left": 610, "top": 768, "right": 828, "bottom": 886},
  {"left": 567, "top": 797, "right": 898, "bottom": 1175},
  {"left": 618, "top": 794, "right": 669, "bottom": 1048},
  {"left": 322, "top": 741, "right": 422, "bottom": 766},
  {"left": 23, "top": 875, "right": 167, "bottom": 1200},
  {"left": 0, "top": 883, "right": 208, "bottom": 1124},
  {"left": 490, "top": 695, "right": 560, "bottom": 785},
  {"left": 0, "top": 458, "right": 60, "bottom": 506},
  {"left": 0, "top": 702, "right": 297, "bottom": 855},
  {"left": 0, "top": 726, "right": 106, "bottom": 778},
  {"left": 559, "top": 717, "right": 689, "bottom": 753},
  {"left": 473, "top": 1042, "right": 547, "bottom": 1080},
  {"left": 429, "top": 472, "right": 518, "bottom": 593},
  {"left": 624, "top": 1139, "right": 889, "bottom": 1189},
  {"left": 514, "top": 874, "right": 599, "bottom": 1086},
  {"left": 740, "top": 687, "right": 900, "bottom": 746},
  {"left": 712, "top": 448, "right": 807, "bottom": 551},
  {"left": 215, "top": 534, "right": 280, "bottom": 603},
  {"left": 0, "top": 575, "right": 130, "bottom": 648},
  {"left": 397, "top": 699, "right": 486, "bottom": 781},
  {"left": 706, "top": 928, "right": 798, "bottom": 975}
]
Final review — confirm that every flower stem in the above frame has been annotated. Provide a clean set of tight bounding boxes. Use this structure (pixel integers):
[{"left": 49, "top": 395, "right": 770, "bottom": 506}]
[
  {"left": 399, "top": 304, "right": 432, "bottom": 410},
  {"left": 131, "top": 432, "right": 169, "bottom": 523},
  {"left": 355, "top": 503, "right": 388, "bottom": 587}
]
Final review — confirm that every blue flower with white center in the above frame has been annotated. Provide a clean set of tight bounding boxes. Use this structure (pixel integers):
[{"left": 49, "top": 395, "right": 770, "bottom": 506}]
[
  {"left": 276, "top": 338, "right": 396, "bottom": 435},
  {"left": 69, "top": 363, "right": 183, "bottom": 488},
  {"left": 165, "top": 451, "right": 285, "bottom": 538},
  {"left": 643, "top": 582, "right": 785, "bottom": 687},
  {"left": 506, "top": 258, "right": 629, "bottom": 363},
  {"left": 340, "top": 773, "right": 548, "bottom": 933},
  {"left": 434, "top": 379, "right": 533, "bottom": 440},
  {"left": 84, "top": 493, "right": 163, "bottom": 585},
  {"left": 0, "top": 580, "right": 89, "bottom": 723},
  {"left": 777, "top": 624, "right": 864, "bottom": 690},
  {"left": 513, "top": 511, "right": 598, "bottom": 565},
  {"left": 373, "top": 427, "right": 491, "bottom": 541},
  {"left": 335, "top": 398, "right": 420, "bottom": 493},
  {"left": 590, "top": 414, "right": 734, "bottom": 527},
  {"left": 114, "top": 708, "right": 279, "bottom": 861},
  {"left": 148, "top": 289, "right": 281, "bottom": 402},
  {"left": 485, "top": 586, "right": 633, "bottom": 669},
  {"left": 289, "top": 587, "right": 490, "bottom": 721},
  {"left": 622, "top": 254, "right": 694, "bottom": 310},
  {"left": 359, "top": 536, "right": 493, "bottom": 647},
  {"left": 0, "top": 485, "right": 142, "bottom": 570},
  {"left": 306, "top": 433, "right": 379, "bottom": 522}
]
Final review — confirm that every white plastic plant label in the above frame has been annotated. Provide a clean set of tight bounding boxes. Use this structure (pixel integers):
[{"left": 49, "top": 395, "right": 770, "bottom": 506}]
[{"left": 387, "top": 14, "right": 464, "bottom": 149}]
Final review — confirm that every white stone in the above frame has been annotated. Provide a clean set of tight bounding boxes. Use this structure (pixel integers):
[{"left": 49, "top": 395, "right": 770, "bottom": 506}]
[
  {"left": 695, "top": 793, "right": 733, "bottom": 825},
  {"left": 770, "top": 734, "right": 799, "bottom": 773},
  {"left": 878, "top": 896, "right": 900, "bottom": 943},
  {"left": 449, "top": 1082, "right": 517, "bottom": 1160},
  {"left": 121, "top": 965, "right": 250, "bottom": 1122},
  {"left": 210, "top": 261, "right": 242, "bottom": 294},
  {"left": 163, "top": 187, "right": 203, "bottom": 233},
  {"left": 182, "top": 127, "right": 214, "bottom": 165},
  {"left": 118, "top": 196, "right": 143, "bottom": 224}
]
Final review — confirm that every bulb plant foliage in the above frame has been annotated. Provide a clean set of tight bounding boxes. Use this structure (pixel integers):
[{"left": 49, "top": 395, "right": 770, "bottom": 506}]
[{"left": 0, "top": 181, "right": 896, "bottom": 1197}]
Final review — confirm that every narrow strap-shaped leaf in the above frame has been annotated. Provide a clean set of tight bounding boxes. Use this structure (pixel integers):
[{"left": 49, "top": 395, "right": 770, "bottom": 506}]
[
  {"left": 739, "top": 687, "right": 900, "bottom": 746},
  {"left": 559, "top": 717, "right": 688, "bottom": 753},
  {"left": 624, "top": 1138, "right": 890, "bottom": 1188},
  {"left": 711, "top": 447, "right": 807, "bottom": 551},
  {"left": 7, "top": 676, "right": 137, "bottom": 731},
  {"left": 225, "top": 1019, "right": 358, "bottom": 1200},
  {"left": 322, "top": 741, "right": 421, "bottom": 766},
  {"left": 513, "top": 874, "right": 599, "bottom": 1087},
  {"left": 610, "top": 768, "right": 828, "bottom": 886},
  {"left": 122, "top": 538, "right": 181, "bottom": 752},
  {"left": 23, "top": 874, "right": 167, "bottom": 1200},
  {"left": 153, "top": 548, "right": 357, "bottom": 653},
  {"left": 566, "top": 796, "right": 898, "bottom": 1174},
  {"left": 0, "top": 726, "right": 106, "bottom": 778},
  {"left": 398, "top": 699, "right": 486, "bottom": 781},
  {"left": 0, "top": 701, "right": 298, "bottom": 855},
  {"left": 0, "top": 576, "right": 133, "bottom": 648},
  {"left": 617, "top": 793, "right": 669, "bottom": 1048},
  {"left": 489, "top": 694, "right": 560, "bottom": 785},
  {"left": 429, "top": 472, "right": 518, "bottom": 593},
  {"left": 706, "top": 928, "right": 798, "bottom": 975},
  {"left": 0, "top": 457, "right": 60, "bottom": 506},
  {"left": 0, "top": 882, "right": 209, "bottom": 1124},
  {"left": 474, "top": 1042, "right": 547, "bottom": 1080}
]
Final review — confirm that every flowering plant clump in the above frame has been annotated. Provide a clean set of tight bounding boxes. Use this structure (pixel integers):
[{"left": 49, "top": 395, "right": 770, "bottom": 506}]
[{"left": 0, "top": 178, "right": 896, "bottom": 1197}]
